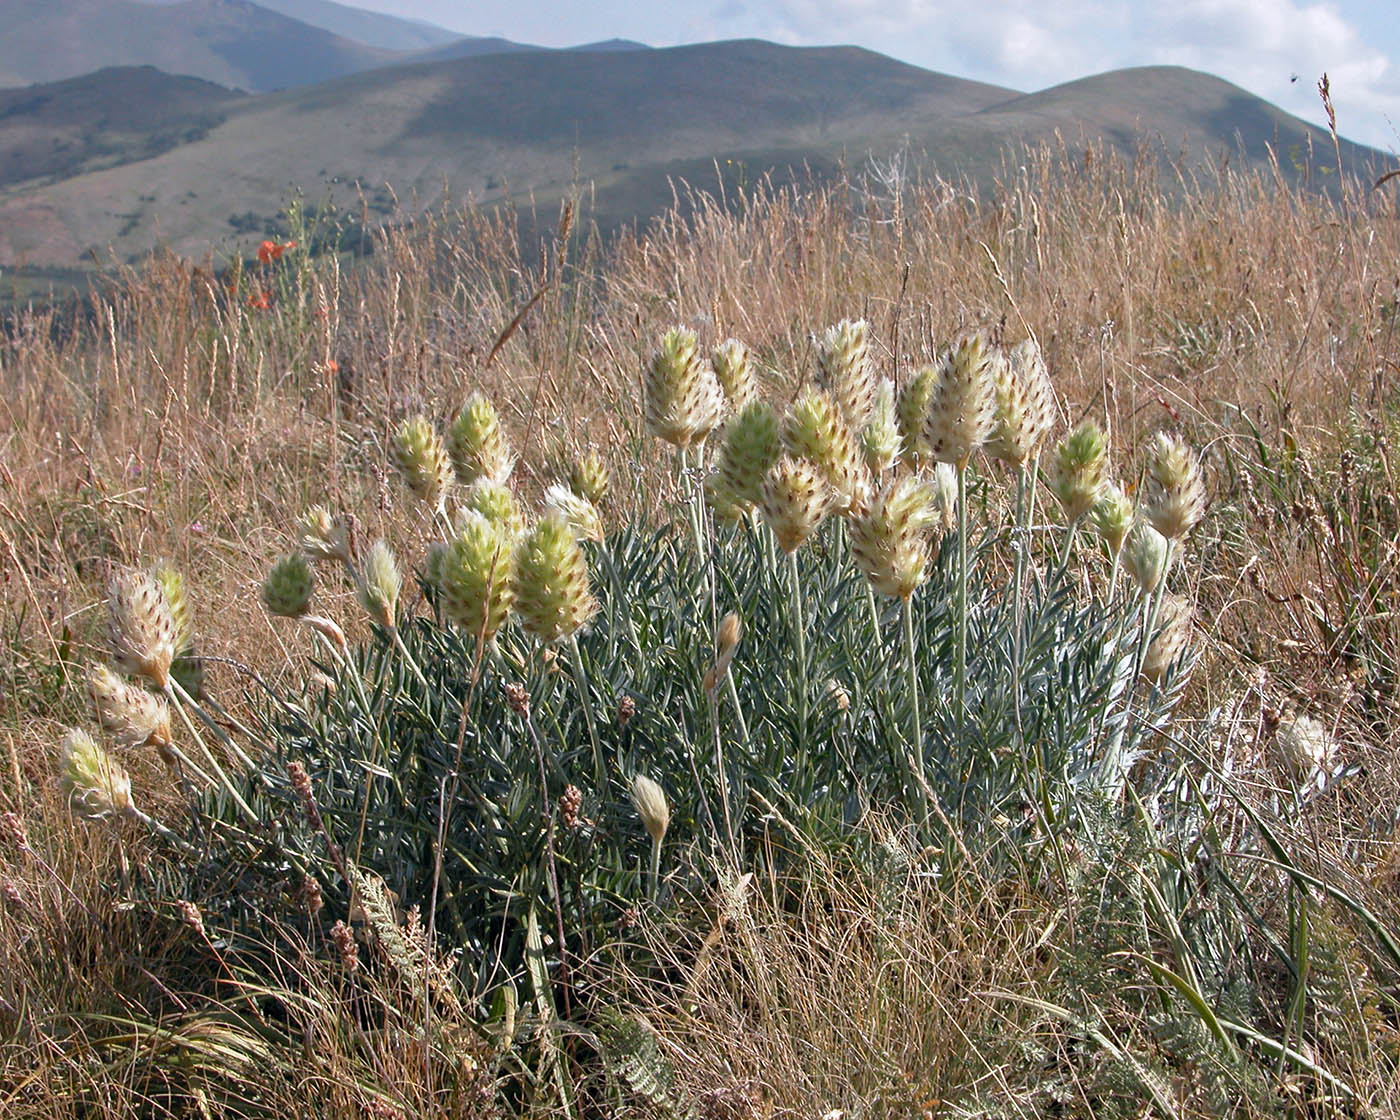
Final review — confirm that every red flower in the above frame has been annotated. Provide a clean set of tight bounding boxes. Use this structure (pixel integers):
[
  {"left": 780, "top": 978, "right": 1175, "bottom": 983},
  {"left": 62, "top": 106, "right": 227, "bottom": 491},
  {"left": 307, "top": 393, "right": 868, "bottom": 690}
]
[
  {"left": 248, "top": 290, "right": 271, "bottom": 311},
  {"left": 256, "top": 239, "right": 297, "bottom": 264}
]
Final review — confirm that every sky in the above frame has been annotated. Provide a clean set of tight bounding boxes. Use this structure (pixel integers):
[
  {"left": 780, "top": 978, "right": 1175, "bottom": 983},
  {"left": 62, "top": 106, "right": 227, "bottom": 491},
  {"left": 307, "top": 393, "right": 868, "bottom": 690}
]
[{"left": 349, "top": 0, "right": 1400, "bottom": 152}]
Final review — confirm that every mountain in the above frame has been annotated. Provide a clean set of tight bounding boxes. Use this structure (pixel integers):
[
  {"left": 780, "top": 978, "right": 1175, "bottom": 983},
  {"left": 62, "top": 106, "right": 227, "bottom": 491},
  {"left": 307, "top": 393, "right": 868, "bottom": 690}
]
[
  {"left": 0, "top": 42, "right": 1389, "bottom": 273},
  {"left": 242, "top": 0, "right": 462, "bottom": 50},
  {"left": 0, "top": 66, "right": 242, "bottom": 188},
  {"left": 0, "top": 0, "right": 399, "bottom": 91}
]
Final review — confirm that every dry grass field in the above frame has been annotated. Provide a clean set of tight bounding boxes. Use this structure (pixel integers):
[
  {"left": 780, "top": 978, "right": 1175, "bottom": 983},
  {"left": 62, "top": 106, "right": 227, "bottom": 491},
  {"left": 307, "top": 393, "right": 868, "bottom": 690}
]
[{"left": 2, "top": 136, "right": 1400, "bottom": 1117}]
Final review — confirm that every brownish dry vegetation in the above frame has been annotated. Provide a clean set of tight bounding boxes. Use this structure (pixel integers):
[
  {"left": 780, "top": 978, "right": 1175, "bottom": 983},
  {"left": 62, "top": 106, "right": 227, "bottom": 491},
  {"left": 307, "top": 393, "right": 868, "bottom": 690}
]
[{"left": 2, "top": 140, "right": 1400, "bottom": 1116}]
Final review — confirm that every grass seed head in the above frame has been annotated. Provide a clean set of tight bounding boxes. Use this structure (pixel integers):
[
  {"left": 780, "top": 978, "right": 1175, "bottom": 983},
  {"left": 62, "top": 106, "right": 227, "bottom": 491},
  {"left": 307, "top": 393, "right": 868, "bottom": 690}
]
[
  {"left": 988, "top": 338, "right": 1055, "bottom": 465},
  {"left": 760, "top": 455, "right": 829, "bottom": 553},
  {"left": 1123, "top": 519, "right": 1171, "bottom": 594},
  {"left": 358, "top": 540, "right": 402, "bottom": 629},
  {"left": 897, "top": 364, "right": 939, "bottom": 470},
  {"left": 262, "top": 552, "right": 315, "bottom": 618},
  {"left": 1143, "top": 431, "right": 1206, "bottom": 541},
  {"left": 543, "top": 484, "right": 604, "bottom": 542},
  {"left": 712, "top": 338, "right": 757, "bottom": 411},
  {"left": 106, "top": 568, "right": 177, "bottom": 690},
  {"left": 448, "top": 393, "right": 515, "bottom": 486},
  {"left": 923, "top": 463, "right": 959, "bottom": 533},
  {"left": 815, "top": 318, "right": 876, "bottom": 430},
  {"left": 1050, "top": 419, "right": 1109, "bottom": 523},
  {"left": 438, "top": 510, "right": 516, "bottom": 644},
  {"left": 88, "top": 663, "right": 172, "bottom": 752},
  {"left": 860, "top": 378, "right": 902, "bottom": 476},
  {"left": 783, "top": 388, "right": 871, "bottom": 515},
  {"left": 644, "top": 326, "right": 725, "bottom": 449},
  {"left": 630, "top": 773, "right": 670, "bottom": 844},
  {"left": 1142, "top": 594, "right": 1193, "bottom": 685},
  {"left": 513, "top": 514, "right": 598, "bottom": 644},
  {"left": 568, "top": 450, "right": 611, "bottom": 508},
  {"left": 1090, "top": 482, "right": 1135, "bottom": 555},
  {"left": 923, "top": 332, "right": 997, "bottom": 466},
  {"left": 60, "top": 729, "right": 135, "bottom": 820},
  {"left": 849, "top": 474, "right": 934, "bottom": 600},
  {"left": 391, "top": 416, "right": 453, "bottom": 509}
]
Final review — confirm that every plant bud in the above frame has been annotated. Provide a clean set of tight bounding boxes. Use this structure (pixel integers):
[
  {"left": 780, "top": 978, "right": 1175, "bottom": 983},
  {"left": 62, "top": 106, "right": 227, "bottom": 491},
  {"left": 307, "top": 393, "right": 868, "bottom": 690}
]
[
  {"left": 458, "top": 479, "right": 526, "bottom": 541},
  {"left": 299, "top": 505, "right": 352, "bottom": 565},
  {"left": 922, "top": 332, "right": 997, "bottom": 467},
  {"left": 644, "top": 326, "right": 725, "bottom": 449},
  {"left": 1050, "top": 420, "right": 1109, "bottom": 523},
  {"left": 759, "top": 456, "right": 829, "bottom": 553},
  {"left": 703, "top": 612, "right": 743, "bottom": 694},
  {"left": 106, "top": 569, "right": 177, "bottom": 689},
  {"left": 262, "top": 552, "right": 315, "bottom": 618},
  {"left": 448, "top": 393, "right": 515, "bottom": 486},
  {"left": 1273, "top": 713, "right": 1338, "bottom": 786},
  {"left": 514, "top": 515, "right": 598, "bottom": 644},
  {"left": 391, "top": 416, "right": 452, "bottom": 509},
  {"left": 60, "top": 729, "right": 135, "bottom": 820},
  {"left": 630, "top": 773, "right": 670, "bottom": 845},
  {"left": 712, "top": 338, "right": 757, "bottom": 411},
  {"left": 715, "top": 399, "right": 781, "bottom": 509},
  {"left": 815, "top": 318, "right": 876, "bottom": 430}
]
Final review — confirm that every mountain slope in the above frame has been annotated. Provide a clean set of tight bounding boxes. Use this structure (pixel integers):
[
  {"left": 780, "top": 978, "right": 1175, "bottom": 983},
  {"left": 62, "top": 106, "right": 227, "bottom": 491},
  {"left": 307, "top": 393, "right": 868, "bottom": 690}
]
[
  {"left": 0, "top": 66, "right": 242, "bottom": 188},
  {"left": 248, "top": 0, "right": 462, "bottom": 50},
  {"left": 0, "top": 0, "right": 398, "bottom": 90},
  {"left": 0, "top": 44, "right": 1388, "bottom": 271}
]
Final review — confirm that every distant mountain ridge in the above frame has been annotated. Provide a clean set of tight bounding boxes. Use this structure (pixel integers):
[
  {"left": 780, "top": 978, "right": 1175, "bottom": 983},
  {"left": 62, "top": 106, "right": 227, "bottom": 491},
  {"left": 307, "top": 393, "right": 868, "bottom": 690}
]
[{"left": 0, "top": 37, "right": 1390, "bottom": 274}]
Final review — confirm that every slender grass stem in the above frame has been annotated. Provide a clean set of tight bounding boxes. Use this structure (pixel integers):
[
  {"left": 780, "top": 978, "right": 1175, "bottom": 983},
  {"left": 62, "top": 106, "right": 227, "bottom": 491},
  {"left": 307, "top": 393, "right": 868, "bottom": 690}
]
[{"left": 1012, "top": 464, "right": 1028, "bottom": 742}]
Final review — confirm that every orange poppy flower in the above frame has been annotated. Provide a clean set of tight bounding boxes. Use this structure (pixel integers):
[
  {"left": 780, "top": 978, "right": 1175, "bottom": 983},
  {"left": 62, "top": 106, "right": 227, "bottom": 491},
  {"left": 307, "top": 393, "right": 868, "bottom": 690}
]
[{"left": 248, "top": 290, "right": 271, "bottom": 311}]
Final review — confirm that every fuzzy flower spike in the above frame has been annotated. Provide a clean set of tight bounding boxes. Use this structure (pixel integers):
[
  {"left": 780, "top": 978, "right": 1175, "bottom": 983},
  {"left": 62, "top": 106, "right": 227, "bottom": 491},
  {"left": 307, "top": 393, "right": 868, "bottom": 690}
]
[
  {"left": 783, "top": 388, "right": 871, "bottom": 515},
  {"left": 1143, "top": 431, "right": 1206, "bottom": 542},
  {"left": 107, "top": 568, "right": 177, "bottom": 690},
  {"left": 815, "top": 319, "right": 876, "bottom": 431},
  {"left": 644, "top": 327, "right": 725, "bottom": 450},
  {"left": 391, "top": 416, "right": 453, "bottom": 511},
  {"left": 1050, "top": 420, "right": 1110, "bottom": 523},
  {"left": 448, "top": 393, "right": 515, "bottom": 487},
  {"left": 514, "top": 514, "right": 598, "bottom": 644},
  {"left": 760, "top": 455, "right": 830, "bottom": 553},
  {"left": 923, "top": 332, "right": 997, "bottom": 468},
  {"left": 987, "top": 338, "right": 1055, "bottom": 466},
  {"left": 712, "top": 338, "right": 758, "bottom": 411},
  {"left": 849, "top": 474, "right": 938, "bottom": 600},
  {"left": 60, "top": 729, "right": 135, "bottom": 820},
  {"left": 438, "top": 510, "right": 516, "bottom": 644}
]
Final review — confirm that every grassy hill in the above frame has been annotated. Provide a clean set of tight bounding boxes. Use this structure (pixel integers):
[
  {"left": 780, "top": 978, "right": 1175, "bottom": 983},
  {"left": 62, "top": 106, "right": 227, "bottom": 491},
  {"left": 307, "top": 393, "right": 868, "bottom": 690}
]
[
  {"left": 0, "top": 0, "right": 399, "bottom": 90},
  {"left": 0, "top": 42, "right": 1389, "bottom": 275},
  {"left": 0, "top": 66, "right": 242, "bottom": 189}
]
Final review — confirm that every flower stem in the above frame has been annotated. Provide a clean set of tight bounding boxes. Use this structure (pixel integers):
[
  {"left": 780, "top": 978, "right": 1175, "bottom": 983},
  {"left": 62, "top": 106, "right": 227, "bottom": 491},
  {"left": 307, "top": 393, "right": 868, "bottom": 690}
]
[
  {"left": 787, "top": 549, "right": 808, "bottom": 746},
  {"left": 570, "top": 634, "right": 603, "bottom": 789},
  {"left": 903, "top": 595, "right": 928, "bottom": 827},
  {"left": 955, "top": 459, "right": 970, "bottom": 713}
]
